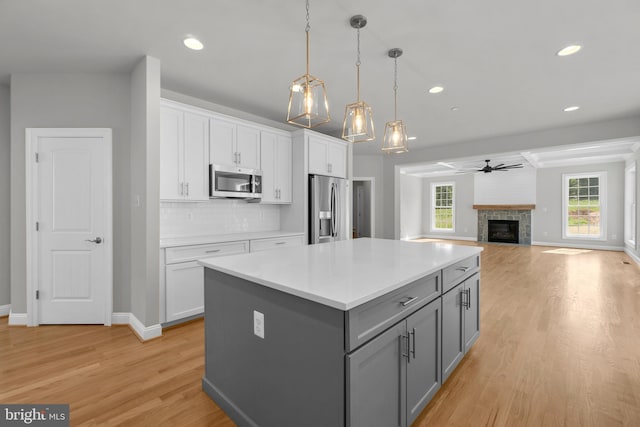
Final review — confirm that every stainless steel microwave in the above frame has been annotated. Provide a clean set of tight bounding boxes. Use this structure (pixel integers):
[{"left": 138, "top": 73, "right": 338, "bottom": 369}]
[{"left": 209, "top": 164, "right": 262, "bottom": 201}]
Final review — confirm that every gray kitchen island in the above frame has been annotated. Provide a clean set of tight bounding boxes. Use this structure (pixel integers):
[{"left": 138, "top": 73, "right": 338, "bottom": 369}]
[{"left": 199, "top": 238, "right": 483, "bottom": 427}]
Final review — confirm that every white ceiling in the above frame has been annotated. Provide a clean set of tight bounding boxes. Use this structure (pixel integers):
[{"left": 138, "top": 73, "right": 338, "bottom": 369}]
[
  {"left": 2, "top": 1, "right": 640, "bottom": 156},
  {"left": 400, "top": 138, "right": 640, "bottom": 177}
]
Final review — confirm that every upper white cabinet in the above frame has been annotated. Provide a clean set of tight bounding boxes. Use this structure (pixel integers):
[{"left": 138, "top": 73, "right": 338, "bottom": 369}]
[
  {"left": 308, "top": 134, "right": 347, "bottom": 178},
  {"left": 160, "top": 104, "right": 209, "bottom": 201},
  {"left": 210, "top": 118, "right": 261, "bottom": 170},
  {"left": 261, "top": 131, "right": 292, "bottom": 204}
]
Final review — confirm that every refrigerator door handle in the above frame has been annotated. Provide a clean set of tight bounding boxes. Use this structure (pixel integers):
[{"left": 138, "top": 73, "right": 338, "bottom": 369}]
[
  {"left": 330, "top": 183, "right": 335, "bottom": 237},
  {"left": 333, "top": 182, "right": 339, "bottom": 238}
]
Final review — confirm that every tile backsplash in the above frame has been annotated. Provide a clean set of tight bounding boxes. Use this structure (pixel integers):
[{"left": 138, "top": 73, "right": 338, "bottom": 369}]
[{"left": 160, "top": 200, "right": 281, "bottom": 238}]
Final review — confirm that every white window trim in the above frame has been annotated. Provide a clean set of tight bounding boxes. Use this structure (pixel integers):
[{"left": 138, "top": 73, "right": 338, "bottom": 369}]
[
  {"left": 562, "top": 172, "right": 607, "bottom": 241},
  {"left": 624, "top": 163, "right": 636, "bottom": 248},
  {"left": 431, "top": 182, "right": 455, "bottom": 233}
]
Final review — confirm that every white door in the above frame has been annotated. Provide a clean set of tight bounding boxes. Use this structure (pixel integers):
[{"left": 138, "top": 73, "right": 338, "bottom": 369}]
[
  {"left": 183, "top": 112, "right": 209, "bottom": 200},
  {"left": 236, "top": 125, "right": 261, "bottom": 169},
  {"left": 209, "top": 118, "right": 236, "bottom": 166},
  {"left": 28, "top": 129, "right": 112, "bottom": 325},
  {"left": 260, "top": 131, "right": 277, "bottom": 202}
]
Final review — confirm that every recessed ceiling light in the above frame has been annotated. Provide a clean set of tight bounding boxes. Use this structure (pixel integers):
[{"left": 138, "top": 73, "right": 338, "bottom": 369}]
[
  {"left": 557, "top": 45, "right": 582, "bottom": 57},
  {"left": 428, "top": 86, "right": 444, "bottom": 94},
  {"left": 451, "top": 106, "right": 460, "bottom": 112},
  {"left": 183, "top": 37, "right": 204, "bottom": 51},
  {"left": 408, "top": 136, "right": 417, "bottom": 140},
  {"left": 564, "top": 106, "right": 580, "bottom": 112}
]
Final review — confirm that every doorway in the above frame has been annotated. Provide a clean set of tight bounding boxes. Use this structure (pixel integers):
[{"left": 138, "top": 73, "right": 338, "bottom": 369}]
[
  {"left": 26, "top": 128, "right": 113, "bottom": 326},
  {"left": 352, "top": 177, "right": 375, "bottom": 238}
]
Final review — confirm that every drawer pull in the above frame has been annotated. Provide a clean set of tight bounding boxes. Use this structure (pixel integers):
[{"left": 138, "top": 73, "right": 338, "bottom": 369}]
[
  {"left": 400, "top": 296, "right": 418, "bottom": 307},
  {"left": 205, "top": 249, "right": 221, "bottom": 254},
  {"left": 456, "top": 266, "right": 470, "bottom": 272},
  {"left": 275, "top": 242, "right": 287, "bottom": 245}
]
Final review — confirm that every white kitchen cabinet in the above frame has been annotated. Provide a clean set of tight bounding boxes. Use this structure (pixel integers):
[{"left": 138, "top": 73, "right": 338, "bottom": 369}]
[
  {"left": 308, "top": 134, "right": 347, "bottom": 178},
  {"left": 164, "top": 241, "right": 249, "bottom": 323},
  {"left": 210, "top": 118, "right": 260, "bottom": 170},
  {"left": 260, "top": 131, "right": 292, "bottom": 203},
  {"left": 160, "top": 104, "right": 209, "bottom": 201},
  {"left": 249, "top": 234, "right": 304, "bottom": 252}
]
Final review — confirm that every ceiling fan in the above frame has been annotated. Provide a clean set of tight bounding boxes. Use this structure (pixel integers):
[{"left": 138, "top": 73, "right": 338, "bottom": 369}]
[{"left": 454, "top": 159, "right": 524, "bottom": 174}]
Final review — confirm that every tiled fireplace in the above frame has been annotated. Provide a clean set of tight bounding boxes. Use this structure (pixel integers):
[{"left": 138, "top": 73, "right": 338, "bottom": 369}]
[{"left": 474, "top": 205, "right": 534, "bottom": 245}]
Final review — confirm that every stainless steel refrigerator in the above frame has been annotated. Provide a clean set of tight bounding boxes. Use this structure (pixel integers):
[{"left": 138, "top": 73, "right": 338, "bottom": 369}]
[{"left": 309, "top": 174, "right": 347, "bottom": 244}]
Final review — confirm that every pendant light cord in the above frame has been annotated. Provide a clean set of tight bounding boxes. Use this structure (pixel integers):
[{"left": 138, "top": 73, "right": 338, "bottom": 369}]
[
  {"left": 305, "top": 0, "right": 310, "bottom": 77},
  {"left": 356, "top": 27, "right": 361, "bottom": 102},
  {"left": 393, "top": 57, "right": 398, "bottom": 120}
]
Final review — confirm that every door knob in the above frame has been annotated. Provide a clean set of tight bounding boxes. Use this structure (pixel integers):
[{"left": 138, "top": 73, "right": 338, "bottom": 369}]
[{"left": 86, "top": 237, "right": 103, "bottom": 244}]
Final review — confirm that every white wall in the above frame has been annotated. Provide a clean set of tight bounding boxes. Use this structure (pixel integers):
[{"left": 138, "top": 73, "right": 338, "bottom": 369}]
[
  {"left": 399, "top": 174, "right": 423, "bottom": 240},
  {"left": 10, "top": 73, "right": 133, "bottom": 314},
  {"left": 0, "top": 85, "right": 10, "bottom": 307},
  {"left": 533, "top": 162, "right": 625, "bottom": 249},
  {"left": 353, "top": 154, "right": 385, "bottom": 239},
  {"left": 160, "top": 201, "right": 280, "bottom": 238},
  {"left": 474, "top": 168, "right": 536, "bottom": 204},
  {"left": 381, "top": 115, "right": 640, "bottom": 239},
  {"left": 130, "top": 56, "right": 161, "bottom": 327},
  {"left": 422, "top": 173, "right": 477, "bottom": 240}
]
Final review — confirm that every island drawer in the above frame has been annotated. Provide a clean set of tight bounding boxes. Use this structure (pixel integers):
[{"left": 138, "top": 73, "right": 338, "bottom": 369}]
[
  {"left": 165, "top": 241, "right": 249, "bottom": 264},
  {"left": 345, "top": 271, "right": 441, "bottom": 352},
  {"left": 442, "top": 254, "right": 480, "bottom": 293},
  {"left": 250, "top": 235, "right": 305, "bottom": 252}
]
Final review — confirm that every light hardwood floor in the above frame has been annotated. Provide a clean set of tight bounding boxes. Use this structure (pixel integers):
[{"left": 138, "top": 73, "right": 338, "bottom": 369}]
[{"left": 1, "top": 243, "right": 639, "bottom": 426}]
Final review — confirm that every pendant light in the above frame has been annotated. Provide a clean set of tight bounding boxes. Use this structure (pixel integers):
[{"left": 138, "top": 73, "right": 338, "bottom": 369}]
[
  {"left": 287, "top": 0, "right": 330, "bottom": 128},
  {"left": 382, "top": 48, "right": 409, "bottom": 154},
  {"left": 342, "top": 15, "right": 374, "bottom": 143}
]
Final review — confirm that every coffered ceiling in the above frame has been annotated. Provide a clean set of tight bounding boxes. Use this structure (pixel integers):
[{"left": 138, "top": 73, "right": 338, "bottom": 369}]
[{"left": 1, "top": 1, "right": 640, "bottom": 156}]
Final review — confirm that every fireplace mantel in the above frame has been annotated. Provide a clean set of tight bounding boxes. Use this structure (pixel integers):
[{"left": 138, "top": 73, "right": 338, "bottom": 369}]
[{"left": 473, "top": 204, "right": 535, "bottom": 210}]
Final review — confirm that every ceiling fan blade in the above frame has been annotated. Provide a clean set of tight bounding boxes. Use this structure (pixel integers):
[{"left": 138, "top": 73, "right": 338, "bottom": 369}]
[{"left": 494, "top": 163, "right": 504, "bottom": 168}]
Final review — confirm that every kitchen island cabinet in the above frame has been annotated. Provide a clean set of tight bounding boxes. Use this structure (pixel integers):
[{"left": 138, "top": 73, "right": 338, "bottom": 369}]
[{"left": 200, "top": 238, "right": 482, "bottom": 427}]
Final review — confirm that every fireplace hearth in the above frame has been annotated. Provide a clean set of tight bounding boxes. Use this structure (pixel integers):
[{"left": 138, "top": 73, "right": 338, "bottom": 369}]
[{"left": 488, "top": 220, "right": 519, "bottom": 244}]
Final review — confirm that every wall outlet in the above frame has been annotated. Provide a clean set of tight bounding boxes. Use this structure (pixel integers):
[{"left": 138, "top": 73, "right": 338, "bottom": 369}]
[{"left": 253, "top": 310, "right": 264, "bottom": 339}]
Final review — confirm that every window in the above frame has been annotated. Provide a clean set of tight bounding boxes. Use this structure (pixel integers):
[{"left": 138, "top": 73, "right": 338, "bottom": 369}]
[
  {"left": 562, "top": 172, "right": 606, "bottom": 240},
  {"left": 431, "top": 182, "right": 455, "bottom": 231}
]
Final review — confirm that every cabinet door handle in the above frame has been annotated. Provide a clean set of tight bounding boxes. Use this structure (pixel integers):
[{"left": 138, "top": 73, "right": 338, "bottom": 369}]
[
  {"left": 238, "top": 152, "right": 242, "bottom": 165},
  {"left": 456, "top": 266, "right": 470, "bottom": 272},
  {"left": 401, "top": 334, "right": 411, "bottom": 364},
  {"left": 180, "top": 182, "right": 184, "bottom": 196},
  {"left": 400, "top": 296, "right": 418, "bottom": 307},
  {"left": 410, "top": 328, "right": 416, "bottom": 359},
  {"left": 185, "top": 182, "right": 189, "bottom": 196},
  {"left": 466, "top": 289, "right": 471, "bottom": 310},
  {"left": 205, "top": 249, "right": 221, "bottom": 254},
  {"left": 275, "top": 242, "right": 286, "bottom": 245}
]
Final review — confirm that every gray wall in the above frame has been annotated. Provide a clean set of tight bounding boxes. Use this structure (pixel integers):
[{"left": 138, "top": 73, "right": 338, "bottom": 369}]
[
  {"left": 130, "top": 57, "right": 161, "bottom": 327},
  {"left": 399, "top": 174, "right": 423, "bottom": 239},
  {"left": 10, "top": 73, "right": 132, "bottom": 313},
  {"left": 352, "top": 154, "right": 385, "bottom": 239},
  {"left": 0, "top": 85, "right": 10, "bottom": 307},
  {"left": 378, "top": 115, "right": 640, "bottom": 239},
  {"left": 421, "top": 173, "right": 477, "bottom": 240},
  {"left": 533, "top": 162, "right": 625, "bottom": 248}
]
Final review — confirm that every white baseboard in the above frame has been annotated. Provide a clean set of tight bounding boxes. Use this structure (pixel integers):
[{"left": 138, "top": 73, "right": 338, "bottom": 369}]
[
  {"left": 111, "top": 312, "right": 131, "bottom": 325},
  {"left": 110, "top": 312, "right": 162, "bottom": 341},
  {"left": 624, "top": 248, "right": 640, "bottom": 266},
  {"left": 412, "top": 234, "right": 478, "bottom": 242},
  {"left": 0, "top": 304, "right": 11, "bottom": 317},
  {"left": 129, "top": 313, "right": 162, "bottom": 341},
  {"left": 532, "top": 241, "right": 624, "bottom": 252},
  {"left": 8, "top": 311, "right": 27, "bottom": 326}
]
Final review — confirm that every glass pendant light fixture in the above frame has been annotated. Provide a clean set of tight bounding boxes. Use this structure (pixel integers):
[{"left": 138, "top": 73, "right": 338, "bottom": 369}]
[
  {"left": 382, "top": 48, "right": 409, "bottom": 154},
  {"left": 342, "top": 15, "right": 374, "bottom": 143},
  {"left": 287, "top": 0, "right": 330, "bottom": 128}
]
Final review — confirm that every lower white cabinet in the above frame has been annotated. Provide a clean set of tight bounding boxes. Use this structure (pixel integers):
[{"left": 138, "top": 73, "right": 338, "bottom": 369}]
[
  {"left": 162, "top": 234, "right": 305, "bottom": 324},
  {"left": 163, "top": 241, "right": 249, "bottom": 323}
]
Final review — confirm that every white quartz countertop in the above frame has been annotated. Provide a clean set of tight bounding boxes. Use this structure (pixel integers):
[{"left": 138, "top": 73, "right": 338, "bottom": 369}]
[
  {"left": 160, "top": 231, "right": 305, "bottom": 248},
  {"left": 199, "top": 238, "right": 483, "bottom": 310}
]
